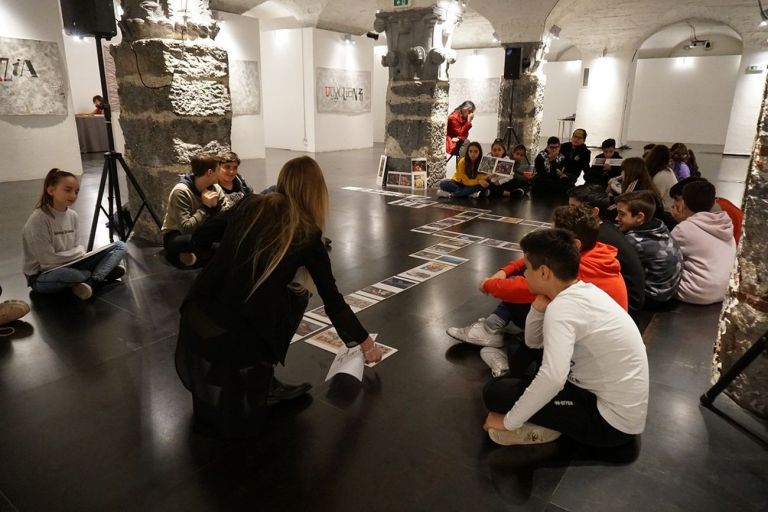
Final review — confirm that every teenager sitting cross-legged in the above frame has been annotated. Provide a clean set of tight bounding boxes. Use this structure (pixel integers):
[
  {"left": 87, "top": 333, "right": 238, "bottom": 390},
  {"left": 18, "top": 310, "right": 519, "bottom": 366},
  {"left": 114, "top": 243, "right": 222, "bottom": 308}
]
[
  {"left": 437, "top": 141, "right": 490, "bottom": 199},
  {"left": 481, "top": 228, "right": 649, "bottom": 446},
  {"left": 447, "top": 206, "right": 628, "bottom": 376}
]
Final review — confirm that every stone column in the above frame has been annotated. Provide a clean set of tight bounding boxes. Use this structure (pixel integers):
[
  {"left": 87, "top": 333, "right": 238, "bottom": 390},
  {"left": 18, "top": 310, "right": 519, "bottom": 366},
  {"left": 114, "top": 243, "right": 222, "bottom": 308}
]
[
  {"left": 496, "top": 43, "right": 546, "bottom": 158},
  {"left": 374, "top": 4, "right": 463, "bottom": 187},
  {"left": 112, "top": 0, "right": 231, "bottom": 242},
  {"left": 712, "top": 77, "right": 768, "bottom": 419}
]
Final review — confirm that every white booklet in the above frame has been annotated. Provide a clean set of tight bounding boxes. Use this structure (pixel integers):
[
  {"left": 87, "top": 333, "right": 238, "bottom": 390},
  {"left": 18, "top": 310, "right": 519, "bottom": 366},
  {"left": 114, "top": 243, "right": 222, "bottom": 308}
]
[{"left": 41, "top": 242, "right": 117, "bottom": 274}]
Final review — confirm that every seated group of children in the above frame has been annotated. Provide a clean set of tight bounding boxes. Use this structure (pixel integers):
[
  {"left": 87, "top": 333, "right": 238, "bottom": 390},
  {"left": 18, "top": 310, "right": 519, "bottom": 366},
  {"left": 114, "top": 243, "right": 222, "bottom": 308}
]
[{"left": 447, "top": 173, "right": 740, "bottom": 448}]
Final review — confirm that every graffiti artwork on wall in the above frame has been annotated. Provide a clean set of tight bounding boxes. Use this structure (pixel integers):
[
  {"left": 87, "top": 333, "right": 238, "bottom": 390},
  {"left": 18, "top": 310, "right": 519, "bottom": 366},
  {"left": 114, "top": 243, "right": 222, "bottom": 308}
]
[
  {"left": 0, "top": 36, "right": 67, "bottom": 115},
  {"left": 316, "top": 67, "right": 371, "bottom": 114}
]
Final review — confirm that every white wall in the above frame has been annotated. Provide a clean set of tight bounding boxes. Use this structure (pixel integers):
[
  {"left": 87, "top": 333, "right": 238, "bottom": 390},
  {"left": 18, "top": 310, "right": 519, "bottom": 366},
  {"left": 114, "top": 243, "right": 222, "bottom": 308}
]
[
  {"left": 723, "top": 49, "right": 768, "bottom": 155},
  {"left": 312, "top": 29, "right": 374, "bottom": 152},
  {"left": 215, "top": 11, "right": 266, "bottom": 159},
  {"left": 61, "top": 35, "right": 101, "bottom": 114},
  {"left": 540, "top": 60, "right": 581, "bottom": 140},
  {"left": 627, "top": 55, "right": 741, "bottom": 145},
  {"left": 0, "top": 0, "right": 82, "bottom": 182},
  {"left": 449, "top": 48, "right": 505, "bottom": 146},
  {"left": 260, "top": 28, "right": 310, "bottom": 151},
  {"left": 373, "top": 45, "right": 388, "bottom": 143}
]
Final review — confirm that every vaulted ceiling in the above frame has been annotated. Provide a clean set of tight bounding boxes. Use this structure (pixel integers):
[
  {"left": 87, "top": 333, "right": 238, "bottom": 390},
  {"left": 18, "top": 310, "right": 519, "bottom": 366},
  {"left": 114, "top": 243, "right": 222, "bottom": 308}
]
[{"left": 209, "top": 0, "right": 766, "bottom": 51}]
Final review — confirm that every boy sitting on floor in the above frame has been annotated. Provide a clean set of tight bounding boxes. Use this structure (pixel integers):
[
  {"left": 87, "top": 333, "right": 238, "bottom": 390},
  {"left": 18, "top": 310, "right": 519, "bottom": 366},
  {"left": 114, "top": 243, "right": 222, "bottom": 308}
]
[
  {"left": 161, "top": 153, "right": 226, "bottom": 268},
  {"left": 616, "top": 190, "right": 682, "bottom": 310},
  {"left": 481, "top": 228, "right": 649, "bottom": 447},
  {"left": 447, "top": 206, "right": 628, "bottom": 376},
  {"left": 670, "top": 180, "right": 736, "bottom": 305}
]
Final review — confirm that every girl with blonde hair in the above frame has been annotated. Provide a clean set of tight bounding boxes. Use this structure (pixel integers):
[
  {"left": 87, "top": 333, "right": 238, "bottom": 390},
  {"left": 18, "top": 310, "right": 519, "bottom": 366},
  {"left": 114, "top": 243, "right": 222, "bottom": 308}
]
[{"left": 177, "top": 156, "right": 382, "bottom": 437}]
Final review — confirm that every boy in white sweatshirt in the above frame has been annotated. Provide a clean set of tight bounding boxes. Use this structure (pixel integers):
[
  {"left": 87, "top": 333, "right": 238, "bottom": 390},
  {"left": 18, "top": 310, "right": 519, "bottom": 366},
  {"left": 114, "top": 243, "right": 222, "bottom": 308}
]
[
  {"left": 670, "top": 180, "right": 736, "bottom": 305},
  {"left": 482, "top": 228, "right": 649, "bottom": 447}
]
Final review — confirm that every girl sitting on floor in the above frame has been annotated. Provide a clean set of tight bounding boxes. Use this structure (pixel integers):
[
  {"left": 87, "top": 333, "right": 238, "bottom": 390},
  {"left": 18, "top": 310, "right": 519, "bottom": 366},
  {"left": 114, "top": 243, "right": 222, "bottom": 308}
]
[
  {"left": 437, "top": 141, "right": 489, "bottom": 199},
  {"left": 22, "top": 169, "right": 127, "bottom": 300}
]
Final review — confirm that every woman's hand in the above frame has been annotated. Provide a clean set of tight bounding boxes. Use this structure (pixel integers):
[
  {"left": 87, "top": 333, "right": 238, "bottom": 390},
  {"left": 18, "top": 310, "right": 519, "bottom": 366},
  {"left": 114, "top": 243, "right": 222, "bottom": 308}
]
[{"left": 360, "top": 337, "right": 383, "bottom": 364}]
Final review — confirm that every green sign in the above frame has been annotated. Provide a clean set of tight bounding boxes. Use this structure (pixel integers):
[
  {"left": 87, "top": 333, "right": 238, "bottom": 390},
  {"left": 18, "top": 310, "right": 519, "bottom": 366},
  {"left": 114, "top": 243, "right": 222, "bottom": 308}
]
[{"left": 393, "top": 0, "right": 410, "bottom": 7}]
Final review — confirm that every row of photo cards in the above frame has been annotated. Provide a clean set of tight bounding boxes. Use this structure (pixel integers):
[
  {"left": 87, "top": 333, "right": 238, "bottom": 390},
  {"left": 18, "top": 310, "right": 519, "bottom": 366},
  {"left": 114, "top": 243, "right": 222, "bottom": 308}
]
[
  {"left": 376, "top": 155, "right": 429, "bottom": 189},
  {"left": 305, "top": 330, "right": 397, "bottom": 369},
  {"left": 293, "top": 256, "right": 468, "bottom": 366},
  {"left": 478, "top": 155, "right": 516, "bottom": 177},
  {"left": 388, "top": 198, "right": 436, "bottom": 209}
]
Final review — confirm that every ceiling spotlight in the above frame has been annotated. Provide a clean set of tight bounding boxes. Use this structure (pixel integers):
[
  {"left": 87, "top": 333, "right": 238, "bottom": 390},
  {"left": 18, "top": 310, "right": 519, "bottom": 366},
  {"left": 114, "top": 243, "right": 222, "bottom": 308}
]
[
  {"left": 549, "top": 25, "right": 561, "bottom": 40},
  {"left": 342, "top": 34, "right": 355, "bottom": 45},
  {"left": 366, "top": 31, "right": 379, "bottom": 40},
  {"left": 492, "top": 31, "right": 500, "bottom": 43},
  {"left": 761, "top": 20, "right": 768, "bottom": 27}
]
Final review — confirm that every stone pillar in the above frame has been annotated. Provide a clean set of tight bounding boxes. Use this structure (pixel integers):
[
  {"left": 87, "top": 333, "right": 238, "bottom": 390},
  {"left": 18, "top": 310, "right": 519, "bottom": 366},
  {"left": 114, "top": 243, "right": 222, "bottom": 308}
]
[
  {"left": 112, "top": 0, "right": 231, "bottom": 242},
  {"left": 374, "top": 4, "right": 462, "bottom": 187},
  {"left": 496, "top": 43, "right": 546, "bottom": 157},
  {"left": 573, "top": 48, "right": 635, "bottom": 146},
  {"left": 712, "top": 77, "right": 768, "bottom": 419}
]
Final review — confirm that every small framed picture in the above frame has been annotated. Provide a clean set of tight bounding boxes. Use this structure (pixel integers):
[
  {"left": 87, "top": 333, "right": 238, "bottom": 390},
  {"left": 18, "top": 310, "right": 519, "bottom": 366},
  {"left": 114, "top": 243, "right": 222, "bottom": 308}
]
[
  {"left": 412, "top": 171, "right": 427, "bottom": 189},
  {"left": 478, "top": 155, "right": 497, "bottom": 175},
  {"left": 387, "top": 171, "right": 412, "bottom": 188},
  {"left": 493, "top": 158, "right": 515, "bottom": 176},
  {"left": 411, "top": 158, "right": 427, "bottom": 174},
  {"left": 376, "top": 155, "right": 387, "bottom": 186}
]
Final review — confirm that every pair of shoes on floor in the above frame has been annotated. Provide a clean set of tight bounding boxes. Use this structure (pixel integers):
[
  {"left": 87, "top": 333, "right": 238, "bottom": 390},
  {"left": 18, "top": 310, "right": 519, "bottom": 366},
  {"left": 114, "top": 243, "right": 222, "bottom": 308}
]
[
  {"left": 436, "top": 190, "right": 452, "bottom": 198},
  {"left": 72, "top": 283, "right": 93, "bottom": 300},
  {"left": 509, "top": 188, "right": 526, "bottom": 199},
  {"left": 179, "top": 253, "right": 197, "bottom": 267},
  {"left": 0, "top": 300, "right": 30, "bottom": 324},
  {"left": 488, "top": 423, "right": 562, "bottom": 445},
  {"left": 480, "top": 347, "right": 510, "bottom": 377},
  {"left": 266, "top": 377, "right": 312, "bottom": 406},
  {"left": 446, "top": 318, "right": 504, "bottom": 348}
]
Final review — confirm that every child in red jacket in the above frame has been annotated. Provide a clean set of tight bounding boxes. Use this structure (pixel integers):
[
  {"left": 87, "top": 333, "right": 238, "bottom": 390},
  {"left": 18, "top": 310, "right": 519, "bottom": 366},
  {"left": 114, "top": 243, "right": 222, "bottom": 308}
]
[{"left": 447, "top": 206, "right": 628, "bottom": 375}]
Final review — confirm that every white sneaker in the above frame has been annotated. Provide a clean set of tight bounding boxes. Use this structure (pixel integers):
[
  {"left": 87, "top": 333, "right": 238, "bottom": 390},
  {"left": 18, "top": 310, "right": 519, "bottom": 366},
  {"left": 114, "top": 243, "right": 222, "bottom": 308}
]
[
  {"left": 488, "top": 423, "right": 562, "bottom": 446},
  {"left": 446, "top": 318, "right": 504, "bottom": 347},
  {"left": 480, "top": 347, "right": 510, "bottom": 377},
  {"left": 72, "top": 283, "right": 93, "bottom": 300},
  {"left": 436, "top": 190, "right": 452, "bottom": 198},
  {"left": 469, "top": 190, "right": 481, "bottom": 198}
]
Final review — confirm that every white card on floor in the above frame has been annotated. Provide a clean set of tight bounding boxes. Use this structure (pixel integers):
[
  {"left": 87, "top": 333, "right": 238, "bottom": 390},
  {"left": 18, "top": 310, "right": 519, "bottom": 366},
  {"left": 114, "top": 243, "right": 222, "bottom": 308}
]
[{"left": 325, "top": 345, "right": 365, "bottom": 382}]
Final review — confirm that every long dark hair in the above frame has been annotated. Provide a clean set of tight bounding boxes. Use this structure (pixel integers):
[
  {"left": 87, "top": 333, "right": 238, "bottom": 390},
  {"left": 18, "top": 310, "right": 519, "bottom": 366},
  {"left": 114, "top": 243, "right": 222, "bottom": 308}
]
[
  {"left": 645, "top": 144, "right": 672, "bottom": 178},
  {"left": 462, "top": 141, "right": 483, "bottom": 179},
  {"left": 621, "top": 157, "right": 661, "bottom": 198},
  {"left": 37, "top": 168, "right": 77, "bottom": 217}
]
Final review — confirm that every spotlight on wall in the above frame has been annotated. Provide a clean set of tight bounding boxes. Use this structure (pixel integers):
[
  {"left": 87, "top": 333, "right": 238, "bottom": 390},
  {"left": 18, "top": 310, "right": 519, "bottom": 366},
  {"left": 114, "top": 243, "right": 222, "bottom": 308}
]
[
  {"left": 549, "top": 25, "right": 561, "bottom": 40},
  {"left": 342, "top": 34, "right": 355, "bottom": 45},
  {"left": 366, "top": 31, "right": 380, "bottom": 40}
]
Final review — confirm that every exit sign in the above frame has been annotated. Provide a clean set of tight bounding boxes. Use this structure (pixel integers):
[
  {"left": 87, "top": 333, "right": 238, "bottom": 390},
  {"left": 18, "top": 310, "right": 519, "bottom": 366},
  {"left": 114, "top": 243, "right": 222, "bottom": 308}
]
[{"left": 394, "top": 0, "right": 410, "bottom": 7}]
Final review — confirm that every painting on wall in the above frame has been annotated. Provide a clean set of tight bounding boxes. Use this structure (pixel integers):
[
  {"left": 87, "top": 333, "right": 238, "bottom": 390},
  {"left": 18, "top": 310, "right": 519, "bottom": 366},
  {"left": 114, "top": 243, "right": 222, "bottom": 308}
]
[
  {"left": 0, "top": 36, "right": 68, "bottom": 115},
  {"left": 229, "top": 59, "right": 261, "bottom": 116},
  {"left": 316, "top": 67, "right": 371, "bottom": 114},
  {"left": 448, "top": 77, "right": 500, "bottom": 114}
]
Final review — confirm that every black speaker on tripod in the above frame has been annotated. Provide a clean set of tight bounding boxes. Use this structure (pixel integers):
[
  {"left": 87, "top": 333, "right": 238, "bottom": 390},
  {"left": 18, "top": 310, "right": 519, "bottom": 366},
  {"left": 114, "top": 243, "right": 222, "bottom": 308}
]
[
  {"left": 503, "top": 47, "right": 523, "bottom": 80},
  {"left": 59, "top": 0, "right": 162, "bottom": 249},
  {"left": 60, "top": 0, "right": 117, "bottom": 38}
]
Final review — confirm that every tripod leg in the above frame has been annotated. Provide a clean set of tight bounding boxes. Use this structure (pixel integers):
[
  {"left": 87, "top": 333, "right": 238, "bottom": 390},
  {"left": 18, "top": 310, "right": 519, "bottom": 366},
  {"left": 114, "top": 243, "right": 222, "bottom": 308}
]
[
  {"left": 700, "top": 332, "right": 768, "bottom": 406},
  {"left": 110, "top": 156, "right": 126, "bottom": 240},
  {"left": 88, "top": 156, "right": 111, "bottom": 251},
  {"left": 116, "top": 154, "right": 163, "bottom": 230}
]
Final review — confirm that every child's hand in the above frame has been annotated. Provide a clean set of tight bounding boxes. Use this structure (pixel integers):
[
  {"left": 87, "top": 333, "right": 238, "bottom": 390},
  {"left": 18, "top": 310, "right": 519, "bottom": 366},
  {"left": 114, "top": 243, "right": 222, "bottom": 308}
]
[
  {"left": 201, "top": 190, "right": 219, "bottom": 208},
  {"left": 483, "top": 412, "right": 507, "bottom": 431},
  {"left": 532, "top": 295, "right": 551, "bottom": 312}
]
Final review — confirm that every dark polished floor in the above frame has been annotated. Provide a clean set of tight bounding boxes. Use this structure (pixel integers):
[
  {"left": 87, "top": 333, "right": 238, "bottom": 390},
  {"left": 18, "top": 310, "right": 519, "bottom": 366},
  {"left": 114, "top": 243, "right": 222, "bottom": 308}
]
[{"left": 0, "top": 148, "right": 766, "bottom": 512}]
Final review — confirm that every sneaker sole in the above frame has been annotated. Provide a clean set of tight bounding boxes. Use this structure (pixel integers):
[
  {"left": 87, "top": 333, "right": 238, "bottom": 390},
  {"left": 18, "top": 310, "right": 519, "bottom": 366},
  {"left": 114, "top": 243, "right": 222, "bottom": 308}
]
[
  {"left": 446, "top": 328, "right": 504, "bottom": 348},
  {"left": 488, "top": 426, "right": 561, "bottom": 446}
]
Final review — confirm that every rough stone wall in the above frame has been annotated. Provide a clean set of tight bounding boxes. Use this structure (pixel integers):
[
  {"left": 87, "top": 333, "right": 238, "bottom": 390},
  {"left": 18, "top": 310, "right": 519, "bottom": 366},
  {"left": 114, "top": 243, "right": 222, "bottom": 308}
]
[
  {"left": 113, "top": 1, "right": 230, "bottom": 243},
  {"left": 712, "top": 78, "right": 768, "bottom": 419},
  {"left": 496, "top": 43, "right": 545, "bottom": 157},
  {"left": 384, "top": 81, "right": 449, "bottom": 187}
]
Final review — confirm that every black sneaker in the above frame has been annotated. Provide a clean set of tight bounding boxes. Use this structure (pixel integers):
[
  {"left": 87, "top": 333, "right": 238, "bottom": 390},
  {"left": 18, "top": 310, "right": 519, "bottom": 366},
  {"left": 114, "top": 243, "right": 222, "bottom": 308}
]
[
  {"left": 105, "top": 265, "right": 126, "bottom": 281},
  {"left": 266, "top": 377, "right": 312, "bottom": 406},
  {"left": 509, "top": 188, "right": 525, "bottom": 199}
]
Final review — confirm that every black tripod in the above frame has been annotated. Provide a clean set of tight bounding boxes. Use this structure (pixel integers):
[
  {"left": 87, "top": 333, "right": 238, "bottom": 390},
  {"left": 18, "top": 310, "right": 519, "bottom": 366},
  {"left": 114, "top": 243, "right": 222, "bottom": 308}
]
[
  {"left": 86, "top": 35, "right": 162, "bottom": 251},
  {"left": 501, "top": 79, "right": 531, "bottom": 166}
]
